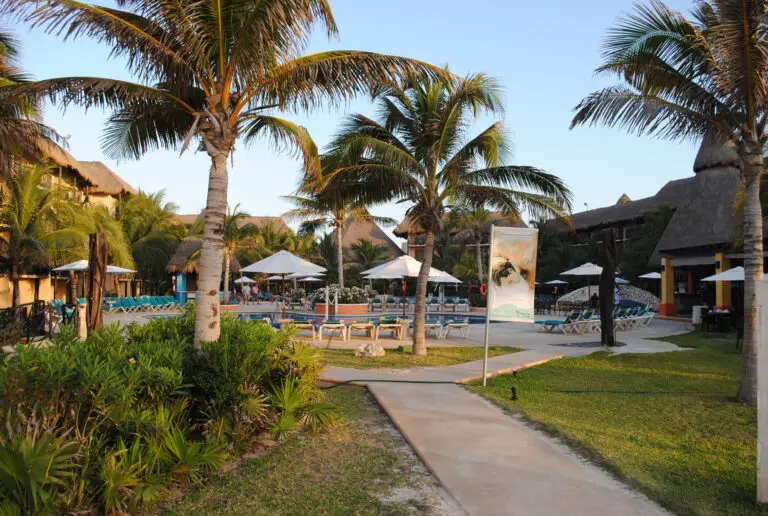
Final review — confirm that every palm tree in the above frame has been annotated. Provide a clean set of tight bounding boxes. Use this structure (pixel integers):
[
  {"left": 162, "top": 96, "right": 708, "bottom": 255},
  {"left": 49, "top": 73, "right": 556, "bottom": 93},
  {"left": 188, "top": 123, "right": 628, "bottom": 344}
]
[
  {"left": 188, "top": 204, "right": 257, "bottom": 304},
  {"left": 0, "top": 166, "right": 71, "bottom": 307},
  {"left": 346, "top": 238, "right": 390, "bottom": 273},
  {"left": 570, "top": 0, "right": 765, "bottom": 402},
  {"left": 9, "top": 0, "right": 449, "bottom": 347},
  {"left": 326, "top": 74, "right": 572, "bottom": 354},
  {"left": 116, "top": 190, "right": 184, "bottom": 293},
  {"left": 283, "top": 180, "right": 394, "bottom": 287},
  {"left": 314, "top": 232, "right": 337, "bottom": 283},
  {"left": 0, "top": 30, "right": 61, "bottom": 180},
  {"left": 451, "top": 206, "right": 492, "bottom": 283}
]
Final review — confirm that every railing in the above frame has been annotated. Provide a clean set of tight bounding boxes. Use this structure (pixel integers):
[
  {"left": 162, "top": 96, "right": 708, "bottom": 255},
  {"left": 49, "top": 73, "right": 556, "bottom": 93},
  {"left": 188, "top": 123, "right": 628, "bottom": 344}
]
[{"left": 0, "top": 301, "right": 52, "bottom": 347}]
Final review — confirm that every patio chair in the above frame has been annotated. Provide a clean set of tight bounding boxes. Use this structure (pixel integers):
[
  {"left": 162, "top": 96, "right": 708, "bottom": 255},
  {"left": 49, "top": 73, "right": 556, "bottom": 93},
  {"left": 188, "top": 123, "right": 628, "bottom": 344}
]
[
  {"left": 455, "top": 298, "right": 471, "bottom": 312},
  {"left": 318, "top": 319, "right": 348, "bottom": 340},
  {"left": 442, "top": 297, "right": 456, "bottom": 312},
  {"left": 424, "top": 317, "right": 446, "bottom": 339},
  {"left": 385, "top": 297, "right": 399, "bottom": 312},
  {"left": 286, "top": 319, "right": 318, "bottom": 340},
  {"left": 407, "top": 297, "right": 416, "bottom": 312},
  {"left": 375, "top": 317, "right": 403, "bottom": 340},
  {"left": 443, "top": 318, "right": 470, "bottom": 339},
  {"left": 348, "top": 319, "right": 376, "bottom": 338},
  {"left": 426, "top": 298, "right": 441, "bottom": 312},
  {"left": 535, "top": 310, "right": 584, "bottom": 334},
  {"left": 369, "top": 298, "right": 383, "bottom": 312},
  {"left": 572, "top": 309, "right": 597, "bottom": 334}
]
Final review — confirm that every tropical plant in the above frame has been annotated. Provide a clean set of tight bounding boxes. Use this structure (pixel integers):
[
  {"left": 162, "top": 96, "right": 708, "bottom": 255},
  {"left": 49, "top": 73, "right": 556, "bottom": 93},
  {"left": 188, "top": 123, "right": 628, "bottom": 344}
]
[
  {"left": 326, "top": 74, "right": 572, "bottom": 354},
  {"left": 314, "top": 232, "right": 338, "bottom": 283},
  {"left": 345, "top": 238, "right": 390, "bottom": 276},
  {"left": 0, "top": 166, "right": 75, "bottom": 307},
  {"left": 450, "top": 206, "right": 493, "bottom": 282},
  {"left": 0, "top": 29, "right": 61, "bottom": 180},
  {"left": 188, "top": 204, "right": 257, "bottom": 303},
  {"left": 314, "top": 285, "right": 368, "bottom": 304},
  {"left": 570, "top": 0, "right": 765, "bottom": 402},
  {"left": 283, "top": 167, "right": 394, "bottom": 287},
  {"left": 115, "top": 189, "right": 184, "bottom": 293},
  {"left": 8, "top": 0, "right": 448, "bottom": 348},
  {"left": 237, "top": 220, "right": 295, "bottom": 266}
]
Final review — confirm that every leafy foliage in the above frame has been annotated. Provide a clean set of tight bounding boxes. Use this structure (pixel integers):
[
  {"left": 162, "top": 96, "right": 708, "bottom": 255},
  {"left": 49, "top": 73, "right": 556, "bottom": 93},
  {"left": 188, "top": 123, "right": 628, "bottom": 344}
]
[
  {"left": 314, "top": 285, "right": 369, "bottom": 304},
  {"left": 0, "top": 306, "right": 331, "bottom": 513}
]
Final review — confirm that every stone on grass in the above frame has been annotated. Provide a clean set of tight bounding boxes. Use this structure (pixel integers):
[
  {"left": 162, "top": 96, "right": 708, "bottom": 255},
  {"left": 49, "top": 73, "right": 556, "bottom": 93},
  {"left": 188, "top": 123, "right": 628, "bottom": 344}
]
[{"left": 355, "top": 342, "right": 386, "bottom": 358}]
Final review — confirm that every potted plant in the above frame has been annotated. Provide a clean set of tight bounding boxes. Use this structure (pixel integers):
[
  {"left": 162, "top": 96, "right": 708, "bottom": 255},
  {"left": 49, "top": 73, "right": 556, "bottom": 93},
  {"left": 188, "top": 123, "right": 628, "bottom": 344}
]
[{"left": 314, "top": 285, "right": 371, "bottom": 315}]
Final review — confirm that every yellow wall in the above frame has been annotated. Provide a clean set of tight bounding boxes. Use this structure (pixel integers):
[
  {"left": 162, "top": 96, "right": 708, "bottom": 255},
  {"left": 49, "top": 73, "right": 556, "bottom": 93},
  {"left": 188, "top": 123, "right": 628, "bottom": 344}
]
[
  {"left": 715, "top": 252, "right": 732, "bottom": 308},
  {"left": 0, "top": 275, "right": 54, "bottom": 309},
  {"left": 87, "top": 193, "right": 117, "bottom": 213}
]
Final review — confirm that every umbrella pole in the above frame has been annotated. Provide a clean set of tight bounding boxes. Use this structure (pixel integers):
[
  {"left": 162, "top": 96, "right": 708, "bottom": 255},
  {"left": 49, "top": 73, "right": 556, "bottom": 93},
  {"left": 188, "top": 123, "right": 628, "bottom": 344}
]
[
  {"left": 281, "top": 276, "right": 286, "bottom": 316},
  {"left": 402, "top": 277, "right": 407, "bottom": 318}
]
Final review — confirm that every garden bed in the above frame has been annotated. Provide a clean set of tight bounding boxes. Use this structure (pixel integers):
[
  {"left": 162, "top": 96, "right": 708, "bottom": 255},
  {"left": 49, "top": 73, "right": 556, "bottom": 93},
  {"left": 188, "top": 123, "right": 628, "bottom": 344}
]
[
  {"left": 164, "top": 385, "right": 460, "bottom": 515},
  {"left": 467, "top": 332, "right": 761, "bottom": 515}
]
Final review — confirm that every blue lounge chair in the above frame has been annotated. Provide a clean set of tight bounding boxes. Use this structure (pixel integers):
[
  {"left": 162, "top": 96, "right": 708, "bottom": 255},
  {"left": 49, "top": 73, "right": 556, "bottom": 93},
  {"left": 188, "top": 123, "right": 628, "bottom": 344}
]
[{"left": 535, "top": 310, "right": 584, "bottom": 334}]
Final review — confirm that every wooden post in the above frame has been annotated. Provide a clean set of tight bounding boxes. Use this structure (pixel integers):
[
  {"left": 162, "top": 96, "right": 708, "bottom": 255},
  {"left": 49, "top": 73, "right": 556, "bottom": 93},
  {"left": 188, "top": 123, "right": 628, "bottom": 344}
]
[
  {"left": 715, "top": 252, "right": 732, "bottom": 308},
  {"left": 757, "top": 280, "right": 768, "bottom": 503},
  {"left": 660, "top": 257, "right": 676, "bottom": 316},
  {"left": 87, "top": 232, "right": 107, "bottom": 331},
  {"left": 598, "top": 228, "right": 616, "bottom": 346}
]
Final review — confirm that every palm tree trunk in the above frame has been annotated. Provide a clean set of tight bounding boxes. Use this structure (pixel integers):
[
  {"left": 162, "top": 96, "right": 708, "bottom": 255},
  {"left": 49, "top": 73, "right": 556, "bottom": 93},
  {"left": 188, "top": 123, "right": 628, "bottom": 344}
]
[
  {"left": 737, "top": 139, "right": 765, "bottom": 403},
  {"left": 336, "top": 226, "right": 344, "bottom": 288},
  {"left": 68, "top": 270, "right": 77, "bottom": 304},
  {"left": 10, "top": 261, "right": 20, "bottom": 309},
  {"left": 413, "top": 231, "right": 436, "bottom": 355},
  {"left": 194, "top": 148, "right": 229, "bottom": 349},
  {"left": 223, "top": 250, "right": 231, "bottom": 305},
  {"left": 475, "top": 239, "right": 483, "bottom": 283}
]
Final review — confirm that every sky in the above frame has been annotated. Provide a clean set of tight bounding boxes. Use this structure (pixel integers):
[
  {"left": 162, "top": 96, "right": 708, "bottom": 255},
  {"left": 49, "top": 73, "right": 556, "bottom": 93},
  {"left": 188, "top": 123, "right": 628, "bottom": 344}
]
[{"left": 8, "top": 0, "right": 698, "bottom": 245}]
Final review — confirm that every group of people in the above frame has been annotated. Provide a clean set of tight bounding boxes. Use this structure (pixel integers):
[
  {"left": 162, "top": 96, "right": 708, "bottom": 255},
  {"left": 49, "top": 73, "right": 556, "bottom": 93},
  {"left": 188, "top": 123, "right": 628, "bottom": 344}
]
[{"left": 239, "top": 283, "right": 261, "bottom": 305}]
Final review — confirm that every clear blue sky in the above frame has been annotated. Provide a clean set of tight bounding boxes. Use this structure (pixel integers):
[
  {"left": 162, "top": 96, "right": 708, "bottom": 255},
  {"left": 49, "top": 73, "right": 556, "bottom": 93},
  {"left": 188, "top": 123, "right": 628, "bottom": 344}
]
[{"left": 9, "top": 0, "right": 697, "bottom": 243}]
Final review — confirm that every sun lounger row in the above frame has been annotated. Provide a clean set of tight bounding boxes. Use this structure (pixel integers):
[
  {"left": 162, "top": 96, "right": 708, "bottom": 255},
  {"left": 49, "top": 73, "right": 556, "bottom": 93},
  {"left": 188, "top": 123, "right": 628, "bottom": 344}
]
[
  {"left": 535, "top": 306, "right": 655, "bottom": 335},
  {"left": 368, "top": 297, "right": 471, "bottom": 312},
  {"left": 264, "top": 316, "right": 471, "bottom": 341},
  {"left": 104, "top": 296, "right": 182, "bottom": 313}
]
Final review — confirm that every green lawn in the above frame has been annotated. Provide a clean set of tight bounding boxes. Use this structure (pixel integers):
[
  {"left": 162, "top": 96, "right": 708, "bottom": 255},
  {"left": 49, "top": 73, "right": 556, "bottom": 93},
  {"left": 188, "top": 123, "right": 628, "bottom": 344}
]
[
  {"left": 321, "top": 346, "right": 521, "bottom": 369},
  {"left": 164, "top": 386, "right": 445, "bottom": 515},
  {"left": 467, "top": 332, "right": 764, "bottom": 516}
]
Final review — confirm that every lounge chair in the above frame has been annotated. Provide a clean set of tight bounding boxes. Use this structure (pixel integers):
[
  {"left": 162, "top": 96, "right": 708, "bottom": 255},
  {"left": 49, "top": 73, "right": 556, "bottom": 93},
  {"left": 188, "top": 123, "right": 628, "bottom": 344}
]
[
  {"left": 424, "top": 318, "right": 446, "bottom": 339},
  {"left": 369, "top": 298, "right": 383, "bottom": 312},
  {"left": 318, "top": 319, "right": 347, "bottom": 340},
  {"left": 535, "top": 310, "right": 584, "bottom": 334},
  {"left": 385, "top": 297, "right": 399, "bottom": 312},
  {"left": 455, "top": 298, "right": 471, "bottom": 312},
  {"left": 348, "top": 320, "right": 376, "bottom": 338},
  {"left": 443, "top": 297, "right": 456, "bottom": 312},
  {"left": 426, "top": 298, "right": 441, "bottom": 312},
  {"left": 443, "top": 318, "right": 470, "bottom": 338},
  {"left": 375, "top": 317, "right": 403, "bottom": 340},
  {"left": 287, "top": 319, "right": 318, "bottom": 340}
]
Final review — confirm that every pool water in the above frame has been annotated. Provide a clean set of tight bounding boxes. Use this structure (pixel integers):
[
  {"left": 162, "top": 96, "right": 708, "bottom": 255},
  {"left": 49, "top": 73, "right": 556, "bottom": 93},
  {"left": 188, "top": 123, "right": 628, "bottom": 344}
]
[{"left": 242, "top": 312, "right": 495, "bottom": 324}]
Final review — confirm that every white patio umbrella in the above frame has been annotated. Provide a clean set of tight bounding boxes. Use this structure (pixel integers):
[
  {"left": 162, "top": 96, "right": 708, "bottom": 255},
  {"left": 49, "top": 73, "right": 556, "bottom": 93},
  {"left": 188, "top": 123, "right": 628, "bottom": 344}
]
[
  {"left": 560, "top": 262, "right": 603, "bottom": 276},
  {"left": 615, "top": 277, "right": 631, "bottom": 285},
  {"left": 301, "top": 277, "right": 323, "bottom": 282},
  {"left": 234, "top": 277, "right": 256, "bottom": 284},
  {"left": 638, "top": 272, "right": 662, "bottom": 279},
  {"left": 545, "top": 279, "right": 568, "bottom": 285},
  {"left": 53, "top": 259, "right": 137, "bottom": 274},
  {"left": 265, "top": 275, "right": 284, "bottom": 281},
  {"left": 363, "top": 256, "right": 450, "bottom": 317},
  {"left": 241, "top": 251, "right": 326, "bottom": 313},
  {"left": 287, "top": 271, "right": 326, "bottom": 278},
  {"left": 702, "top": 266, "right": 745, "bottom": 282}
]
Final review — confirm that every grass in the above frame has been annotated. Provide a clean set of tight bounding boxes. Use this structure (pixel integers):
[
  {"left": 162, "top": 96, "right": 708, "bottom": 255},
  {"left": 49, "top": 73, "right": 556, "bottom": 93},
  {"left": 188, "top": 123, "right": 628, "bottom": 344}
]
[
  {"left": 321, "top": 345, "right": 521, "bottom": 369},
  {"left": 467, "top": 331, "right": 763, "bottom": 516},
  {"left": 164, "top": 386, "right": 442, "bottom": 515}
]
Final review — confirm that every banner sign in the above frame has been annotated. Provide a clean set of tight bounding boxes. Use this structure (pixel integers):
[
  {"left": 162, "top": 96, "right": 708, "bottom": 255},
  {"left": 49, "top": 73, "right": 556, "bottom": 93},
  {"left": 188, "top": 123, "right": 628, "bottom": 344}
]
[{"left": 487, "top": 227, "right": 538, "bottom": 322}]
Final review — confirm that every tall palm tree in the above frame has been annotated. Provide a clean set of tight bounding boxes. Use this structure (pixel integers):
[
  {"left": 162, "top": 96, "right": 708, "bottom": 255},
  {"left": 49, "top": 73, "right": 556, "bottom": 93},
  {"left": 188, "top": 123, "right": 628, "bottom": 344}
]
[
  {"left": 189, "top": 204, "right": 257, "bottom": 304},
  {"left": 570, "top": 0, "right": 765, "bottom": 402},
  {"left": 116, "top": 189, "right": 184, "bottom": 292},
  {"left": 283, "top": 180, "right": 394, "bottom": 287},
  {"left": 326, "top": 74, "right": 572, "bottom": 354},
  {"left": 451, "top": 206, "right": 493, "bottom": 283},
  {"left": 8, "top": 0, "right": 448, "bottom": 347},
  {"left": 0, "top": 166, "right": 73, "bottom": 307},
  {"left": 0, "top": 29, "right": 61, "bottom": 180}
]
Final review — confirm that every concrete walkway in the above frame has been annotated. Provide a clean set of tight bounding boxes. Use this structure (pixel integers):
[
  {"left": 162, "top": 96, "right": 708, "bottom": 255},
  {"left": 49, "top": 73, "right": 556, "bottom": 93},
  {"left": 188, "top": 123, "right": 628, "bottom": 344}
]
[{"left": 322, "top": 346, "right": 677, "bottom": 515}]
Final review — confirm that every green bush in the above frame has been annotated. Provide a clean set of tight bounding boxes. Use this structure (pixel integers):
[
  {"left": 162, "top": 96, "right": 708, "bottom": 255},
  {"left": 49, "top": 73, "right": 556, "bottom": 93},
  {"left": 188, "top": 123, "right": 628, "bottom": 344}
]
[
  {"left": 0, "top": 307, "right": 331, "bottom": 513},
  {"left": 468, "top": 293, "right": 486, "bottom": 307}
]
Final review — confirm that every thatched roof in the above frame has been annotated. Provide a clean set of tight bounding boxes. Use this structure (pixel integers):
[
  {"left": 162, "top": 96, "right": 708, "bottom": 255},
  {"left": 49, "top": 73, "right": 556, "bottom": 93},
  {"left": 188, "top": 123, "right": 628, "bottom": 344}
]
[
  {"left": 39, "top": 141, "right": 135, "bottom": 196},
  {"left": 567, "top": 177, "right": 693, "bottom": 231},
  {"left": 165, "top": 240, "right": 240, "bottom": 274},
  {"left": 334, "top": 221, "right": 403, "bottom": 257},
  {"left": 393, "top": 212, "right": 525, "bottom": 237},
  {"left": 166, "top": 215, "right": 291, "bottom": 273},
  {"left": 693, "top": 131, "right": 740, "bottom": 173},
  {"left": 172, "top": 214, "right": 291, "bottom": 233},
  {"left": 78, "top": 161, "right": 136, "bottom": 195}
]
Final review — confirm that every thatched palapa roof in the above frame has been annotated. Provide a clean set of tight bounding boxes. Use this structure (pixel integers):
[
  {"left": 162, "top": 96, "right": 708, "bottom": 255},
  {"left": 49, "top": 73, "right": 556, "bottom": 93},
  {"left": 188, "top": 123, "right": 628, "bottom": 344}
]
[
  {"left": 39, "top": 141, "right": 135, "bottom": 196},
  {"left": 334, "top": 221, "right": 403, "bottom": 257}
]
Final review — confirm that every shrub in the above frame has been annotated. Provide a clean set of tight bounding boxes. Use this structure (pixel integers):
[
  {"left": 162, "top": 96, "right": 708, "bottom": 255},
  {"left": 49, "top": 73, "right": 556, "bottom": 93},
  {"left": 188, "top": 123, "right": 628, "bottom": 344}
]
[
  {"left": 468, "top": 293, "right": 486, "bottom": 307},
  {"left": 0, "top": 309, "right": 330, "bottom": 513},
  {"left": 315, "top": 285, "right": 368, "bottom": 304}
]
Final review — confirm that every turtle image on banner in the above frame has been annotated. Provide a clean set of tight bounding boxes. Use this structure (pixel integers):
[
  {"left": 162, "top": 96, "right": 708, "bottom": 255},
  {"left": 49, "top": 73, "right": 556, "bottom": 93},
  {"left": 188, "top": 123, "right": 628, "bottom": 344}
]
[{"left": 488, "top": 227, "right": 538, "bottom": 322}]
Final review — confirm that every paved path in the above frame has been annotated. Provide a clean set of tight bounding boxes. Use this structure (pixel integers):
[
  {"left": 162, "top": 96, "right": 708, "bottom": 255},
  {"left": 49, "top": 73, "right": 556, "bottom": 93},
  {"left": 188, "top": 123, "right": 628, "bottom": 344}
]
[{"left": 322, "top": 345, "right": 677, "bottom": 515}]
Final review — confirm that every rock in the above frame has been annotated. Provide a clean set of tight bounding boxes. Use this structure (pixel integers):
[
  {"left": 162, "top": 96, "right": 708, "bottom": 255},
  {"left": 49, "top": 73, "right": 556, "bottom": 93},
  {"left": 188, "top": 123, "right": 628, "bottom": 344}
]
[{"left": 355, "top": 342, "right": 386, "bottom": 357}]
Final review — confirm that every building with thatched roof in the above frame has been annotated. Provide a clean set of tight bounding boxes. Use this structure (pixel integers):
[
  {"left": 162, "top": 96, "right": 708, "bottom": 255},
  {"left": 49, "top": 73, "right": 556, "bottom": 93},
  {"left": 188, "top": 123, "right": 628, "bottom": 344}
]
[
  {"left": 394, "top": 212, "right": 526, "bottom": 261},
  {"left": 39, "top": 141, "right": 136, "bottom": 212},
  {"left": 557, "top": 133, "right": 765, "bottom": 316},
  {"left": 165, "top": 215, "right": 291, "bottom": 301},
  {"left": 333, "top": 220, "right": 403, "bottom": 259}
]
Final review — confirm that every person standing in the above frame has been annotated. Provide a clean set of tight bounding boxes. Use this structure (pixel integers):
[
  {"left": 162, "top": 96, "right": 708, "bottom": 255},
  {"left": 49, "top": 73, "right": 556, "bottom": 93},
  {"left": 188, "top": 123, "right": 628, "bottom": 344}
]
[
  {"left": 242, "top": 283, "right": 251, "bottom": 305},
  {"left": 254, "top": 284, "right": 260, "bottom": 304}
]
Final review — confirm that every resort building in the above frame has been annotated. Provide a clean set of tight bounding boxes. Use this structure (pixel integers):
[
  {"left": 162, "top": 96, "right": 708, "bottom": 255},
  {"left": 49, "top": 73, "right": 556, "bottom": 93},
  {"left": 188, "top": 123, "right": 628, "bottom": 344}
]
[
  {"left": 165, "top": 214, "right": 291, "bottom": 302},
  {"left": 0, "top": 144, "right": 137, "bottom": 309},
  {"left": 333, "top": 220, "right": 404, "bottom": 260},
  {"left": 394, "top": 212, "right": 526, "bottom": 262},
  {"left": 560, "top": 134, "right": 766, "bottom": 317}
]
